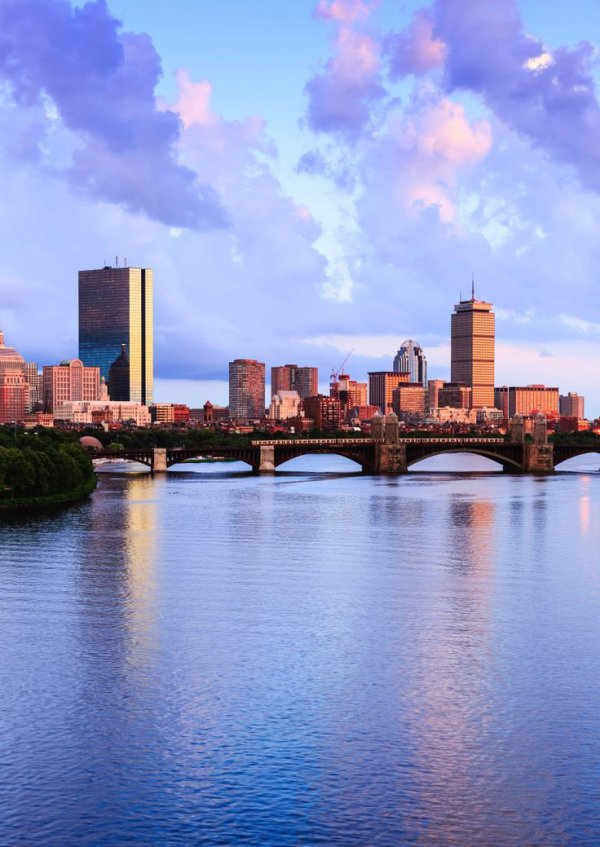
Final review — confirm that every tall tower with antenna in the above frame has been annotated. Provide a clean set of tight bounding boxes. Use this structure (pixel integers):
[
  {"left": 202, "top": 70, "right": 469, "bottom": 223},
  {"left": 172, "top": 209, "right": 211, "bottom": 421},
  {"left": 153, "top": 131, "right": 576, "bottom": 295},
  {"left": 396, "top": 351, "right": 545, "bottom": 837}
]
[{"left": 450, "top": 283, "right": 495, "bottom": 408}]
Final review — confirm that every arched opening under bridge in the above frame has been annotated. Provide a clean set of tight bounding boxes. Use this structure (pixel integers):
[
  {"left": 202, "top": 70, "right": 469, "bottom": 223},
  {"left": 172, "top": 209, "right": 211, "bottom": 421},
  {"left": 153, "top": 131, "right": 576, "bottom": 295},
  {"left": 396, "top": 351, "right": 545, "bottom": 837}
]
[
  {"left": 275, "top": 453, "right": 363, "bottom": 473},
  {"left": 555, "top": 451, "right": 600, "bottom": 473},
  {"left": 408, "top": 450, "right": 515, "bottom": 473}
]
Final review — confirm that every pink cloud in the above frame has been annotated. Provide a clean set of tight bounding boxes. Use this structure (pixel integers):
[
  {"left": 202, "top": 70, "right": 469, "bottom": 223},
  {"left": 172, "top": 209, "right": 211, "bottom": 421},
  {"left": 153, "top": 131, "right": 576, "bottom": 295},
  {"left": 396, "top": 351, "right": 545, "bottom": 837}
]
[
  {"left": 388, "top": 8, "right": 446, "bottom": 77},
  {"left": 315, "top": 0, "right": 378, "bottom": 24},
  {"left": 306, "top": 0, "right": 384, "bottom": 137}
]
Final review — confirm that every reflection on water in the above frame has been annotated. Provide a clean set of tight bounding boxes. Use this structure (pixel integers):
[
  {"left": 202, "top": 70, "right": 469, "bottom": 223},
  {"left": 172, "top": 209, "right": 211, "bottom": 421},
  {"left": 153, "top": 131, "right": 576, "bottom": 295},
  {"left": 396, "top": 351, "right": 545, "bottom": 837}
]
[{"left": 1, "top": 455, "right": 599, "bottom": 846}]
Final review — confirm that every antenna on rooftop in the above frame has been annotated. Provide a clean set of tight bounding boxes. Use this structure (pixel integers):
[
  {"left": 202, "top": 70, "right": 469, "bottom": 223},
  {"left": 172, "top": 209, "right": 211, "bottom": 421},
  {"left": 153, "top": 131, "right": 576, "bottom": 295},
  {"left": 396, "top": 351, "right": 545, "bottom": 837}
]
[
  {"left": 115, "top": 255, "right": 119, "bottom": 268},
  {"left": 124, "top": 257, "right": 127, "bottom": 268},
  {"left": 471, "top": 273, "right": 475, "bottom": 301}
]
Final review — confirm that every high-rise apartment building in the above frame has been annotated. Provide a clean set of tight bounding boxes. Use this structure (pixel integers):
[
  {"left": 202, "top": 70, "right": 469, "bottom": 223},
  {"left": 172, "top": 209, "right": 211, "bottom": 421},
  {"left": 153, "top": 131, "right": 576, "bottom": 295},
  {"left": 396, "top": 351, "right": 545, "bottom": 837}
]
[
  {"left": 271, "top": 364, "right": 318, "bottom": 399},
  {"left": 393, "top": 340, "right": 427, "bottom": 385},
  {"left": 78, "top": 264, "right": 153, "bottom": 405},
  {"left": 559, "top": 392, "right": 585, "bottom": 419},
  {"left": 229, "top": 359, "right": 265, "bottom": 420},
  {"left": 451, "top": 292, "right": 495, "bottom": 408},
  {"left": 368, "top": 371, "right": 410, "bottom": 414},
  {"left": 43, "top": 359, "right": 101, "bottom": 414},
  {"left": 0, "top": 331, "right": 26, "bottom": 423}
]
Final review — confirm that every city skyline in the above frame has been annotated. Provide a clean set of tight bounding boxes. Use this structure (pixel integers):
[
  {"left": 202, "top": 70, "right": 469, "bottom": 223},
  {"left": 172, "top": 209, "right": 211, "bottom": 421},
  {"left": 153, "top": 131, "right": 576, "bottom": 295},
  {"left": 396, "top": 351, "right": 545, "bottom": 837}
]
[{"left": 0, "top": 1, "right": 599, "bottom": 413}]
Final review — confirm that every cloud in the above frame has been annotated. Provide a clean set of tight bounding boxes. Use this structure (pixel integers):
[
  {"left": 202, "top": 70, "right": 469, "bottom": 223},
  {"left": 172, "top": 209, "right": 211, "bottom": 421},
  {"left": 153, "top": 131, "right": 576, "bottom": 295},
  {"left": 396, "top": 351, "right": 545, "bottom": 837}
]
[
  {"left": 315, "top": 0, "right": 377, "bottom": 24},
  {"left": 387, "top": 8, "right": 446, "bottom": 77},
  {"left": 305, "top": 0, "right": 384, "bottom": 138},
  {"left": 431, "top": 0, "right": 600, "bottom": 193},
  {"left": 0, "top": 0, "right": 228, "bottom": 229},
  {"left": 560, "top": 314, "right": 600, "bottom": 334}
]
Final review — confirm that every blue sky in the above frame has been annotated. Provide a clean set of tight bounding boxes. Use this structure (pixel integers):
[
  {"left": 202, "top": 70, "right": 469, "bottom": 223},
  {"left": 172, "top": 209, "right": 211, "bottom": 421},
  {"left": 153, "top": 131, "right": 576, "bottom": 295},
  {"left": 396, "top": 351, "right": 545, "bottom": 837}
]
[{"left": 1, "top": 0, "right": 600, "bottom": 414}]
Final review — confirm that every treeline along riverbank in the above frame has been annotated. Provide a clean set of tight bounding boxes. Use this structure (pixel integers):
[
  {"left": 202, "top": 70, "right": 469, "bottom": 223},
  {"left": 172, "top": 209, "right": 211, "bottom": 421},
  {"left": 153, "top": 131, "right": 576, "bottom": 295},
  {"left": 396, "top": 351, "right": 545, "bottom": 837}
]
[{"left": 0, "top": 427, "right": 96, "bottom": 513}]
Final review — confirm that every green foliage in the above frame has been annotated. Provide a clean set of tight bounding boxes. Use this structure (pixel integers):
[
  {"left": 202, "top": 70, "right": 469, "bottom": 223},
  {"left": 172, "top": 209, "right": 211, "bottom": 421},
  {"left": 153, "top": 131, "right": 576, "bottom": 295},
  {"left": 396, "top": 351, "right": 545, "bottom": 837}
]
[{"left": 0, "top": 435, "right": 95, "bottom": 504}]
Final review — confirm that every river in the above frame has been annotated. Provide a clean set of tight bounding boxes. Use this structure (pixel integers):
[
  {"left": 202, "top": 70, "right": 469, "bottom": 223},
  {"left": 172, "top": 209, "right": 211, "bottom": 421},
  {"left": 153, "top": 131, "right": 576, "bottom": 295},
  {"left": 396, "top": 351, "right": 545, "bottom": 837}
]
[{"left": 1, "top": 453, "right": 599, "bottom": 846}]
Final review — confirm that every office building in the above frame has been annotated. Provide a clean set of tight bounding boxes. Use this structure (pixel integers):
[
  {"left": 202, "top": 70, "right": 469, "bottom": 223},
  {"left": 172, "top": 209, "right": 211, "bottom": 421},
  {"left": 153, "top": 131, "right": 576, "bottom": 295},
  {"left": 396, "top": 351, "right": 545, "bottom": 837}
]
[
  {"left": 0, "top": 330, "right": 26, "bottom": 424},
  {"left": 559, "top": 392, "right": 585, "bottom": 419},
  {"left": 43, "top": 359, "right": 101, "bottom": 415},
  {"left": 392, "top": 384, "right": 427, "bottom": 420},
  {"left": 229, "top": 359, "right": 265, "bottom": 420},
  {"left": 494, "top": 385, "right": 559, "bottom": 418},
  {"left": 368, "top": 371, "right": 410, "bottom": 414},
  {"left": 393, "top": 340, "right": 427, "bottom": 386},
  {"left": 451, "top": 291, "right": 495, "bottom": 408},
  {"left": 78, "top": 264, "right": 153, "bottom": 405},
  {"left": 271, "top": 365, "right": 318, "bottom": 399}
]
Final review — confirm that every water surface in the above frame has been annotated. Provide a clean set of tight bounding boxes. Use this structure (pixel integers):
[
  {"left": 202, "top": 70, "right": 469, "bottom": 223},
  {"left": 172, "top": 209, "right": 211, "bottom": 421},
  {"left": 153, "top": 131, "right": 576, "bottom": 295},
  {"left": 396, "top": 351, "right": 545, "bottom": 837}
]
[{"left": 1, "top": 453, "right": 599, "bottom": 845}]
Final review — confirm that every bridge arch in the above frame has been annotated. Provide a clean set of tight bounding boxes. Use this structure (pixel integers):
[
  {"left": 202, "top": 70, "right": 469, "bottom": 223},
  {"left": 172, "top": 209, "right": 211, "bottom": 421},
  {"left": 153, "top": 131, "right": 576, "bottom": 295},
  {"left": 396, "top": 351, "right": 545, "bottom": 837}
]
[
  {"left": 275, "top": 451, "right": 365, "bottom": 472},
  {"left": 554, "top": 449, "right": 600, "bottom": 471},
  {"left": 167, "top": 453, "right": 255, "bottom": 471},
  {"left": 406, "top": 447, "right": 522, "bottom": 472}
]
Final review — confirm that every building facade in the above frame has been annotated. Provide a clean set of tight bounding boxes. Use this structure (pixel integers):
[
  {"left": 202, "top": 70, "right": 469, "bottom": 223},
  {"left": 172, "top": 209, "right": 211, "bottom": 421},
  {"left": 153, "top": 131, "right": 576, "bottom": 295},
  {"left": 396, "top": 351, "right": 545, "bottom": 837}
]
[
  {"left": 0, "top": 331, "right": 26, "bottom": 424},
  {"left": 391, "top": 384, "right": 427, "bottom": 420},
  {"left": 330, "top": 374, "right": 368, "bottom": 419},
  {"left": 24, "top": 362, "right": 43, "bottom": 412},
  {"left": 271, "top": 364, "right": 318, "bottom": 399},
  {"left": 54, "top": 401, "right": 151, "bottom": 427},
  {"left": 229, "top": 359, "right": 265, "bottom": 419},
  {"left": 451, "top": 295, "right": 495, "bottom": 408},
  {"left": 302, "top": 395, "right": 343, "bottom": 430},
  {"left": 494, "top": 385, "right": 559, "bottom": 418},
  {"left": 559, "top": 392, "right": 585, "bottom": 419},
  {"left": 368, "top": 371, "right": 410, "bottom": 414},
  {"left": 43, "top": 359, "right": 101, "bottom": 414},
  {"left": 393, "top": 340, "right": 427, "bottom": 385},
  {"left": 268, "top": 390, "right": 301, "bottom": 420},
  {"left": 427, "top": 378, "right": 445, "bottom": 411},
  {"left": 78, "top": 264, "right": 153, "bottom": 405},
  {"left": 438, "top": 382, "right": 471, "bottom": 409}
]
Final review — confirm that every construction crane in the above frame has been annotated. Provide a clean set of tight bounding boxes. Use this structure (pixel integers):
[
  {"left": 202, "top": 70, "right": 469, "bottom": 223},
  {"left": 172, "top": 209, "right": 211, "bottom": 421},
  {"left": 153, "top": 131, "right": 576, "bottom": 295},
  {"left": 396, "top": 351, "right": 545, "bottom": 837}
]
[{"left": 330, "top": 348, "right": 355, "bottom": 384}]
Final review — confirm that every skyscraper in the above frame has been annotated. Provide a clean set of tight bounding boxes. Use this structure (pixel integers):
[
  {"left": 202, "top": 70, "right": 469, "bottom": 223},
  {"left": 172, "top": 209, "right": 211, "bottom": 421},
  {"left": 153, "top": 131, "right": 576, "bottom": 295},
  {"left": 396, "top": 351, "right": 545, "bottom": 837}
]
[
  {"left": 450, "top": 289, "right": 495, "bottom": 408},
  {"left": 229, "top": 359, "right": 265, "bottom": 419},
  {"left": 78, "top": 264, "right": 153, "bottom": 405},
  {"left": 393, "top": 340, "right": 427, "bottom": 386}
]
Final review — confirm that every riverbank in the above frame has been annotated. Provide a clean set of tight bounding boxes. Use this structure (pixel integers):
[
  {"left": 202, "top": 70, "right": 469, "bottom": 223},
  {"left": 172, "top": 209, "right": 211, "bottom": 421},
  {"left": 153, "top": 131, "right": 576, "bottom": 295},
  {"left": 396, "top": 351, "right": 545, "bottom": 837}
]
[{"left": 0, "top": 475, "right": 97, "bottom": 516}]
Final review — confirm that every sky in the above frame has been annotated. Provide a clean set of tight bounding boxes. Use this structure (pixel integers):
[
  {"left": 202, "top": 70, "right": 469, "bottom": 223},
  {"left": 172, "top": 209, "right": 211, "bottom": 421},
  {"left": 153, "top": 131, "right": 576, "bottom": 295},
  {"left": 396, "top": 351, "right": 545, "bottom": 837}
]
[{"left": 1, "top": 0, "right": 600, "bottom": 415}]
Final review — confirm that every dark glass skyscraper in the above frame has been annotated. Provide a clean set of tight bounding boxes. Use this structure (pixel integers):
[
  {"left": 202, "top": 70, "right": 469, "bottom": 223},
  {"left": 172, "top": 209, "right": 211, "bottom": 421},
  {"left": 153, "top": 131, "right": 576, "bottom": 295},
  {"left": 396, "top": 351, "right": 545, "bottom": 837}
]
[{"left": 78, "top": 265, "right": 153, "bottom": 405}]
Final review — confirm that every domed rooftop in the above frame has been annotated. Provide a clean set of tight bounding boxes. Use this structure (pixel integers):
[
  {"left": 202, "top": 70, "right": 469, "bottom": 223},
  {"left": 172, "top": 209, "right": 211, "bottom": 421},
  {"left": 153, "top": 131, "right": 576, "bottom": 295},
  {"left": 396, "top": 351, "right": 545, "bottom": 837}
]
[
  {"left": 80, "top": 435, "right": 103, "bottom": 450},
  {"left": 0, "top": 330, "right": 25, "bottom": 364}
]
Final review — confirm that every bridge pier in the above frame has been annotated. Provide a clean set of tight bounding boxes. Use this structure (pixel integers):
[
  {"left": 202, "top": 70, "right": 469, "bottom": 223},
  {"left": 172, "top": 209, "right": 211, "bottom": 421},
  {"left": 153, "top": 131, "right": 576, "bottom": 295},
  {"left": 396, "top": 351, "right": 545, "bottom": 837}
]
[
  {"left": 375, "top": 443, "right": 407, "bottom": 474},
  {"left": 152, "top": 447, "right": 168, "bottom": 473},
  {"left": 258, "top": 445, "right": 276, "bottom": 473},
  {"left": 523, "top": 444, "right": 554, "bottom": 473}
]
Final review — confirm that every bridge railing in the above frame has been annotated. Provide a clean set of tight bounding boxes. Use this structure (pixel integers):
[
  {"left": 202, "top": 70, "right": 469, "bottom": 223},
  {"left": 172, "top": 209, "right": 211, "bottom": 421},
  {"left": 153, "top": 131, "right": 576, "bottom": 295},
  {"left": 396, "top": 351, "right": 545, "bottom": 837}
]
[{"left": 251, "top": 437, "right": 507, "bottom": 446}]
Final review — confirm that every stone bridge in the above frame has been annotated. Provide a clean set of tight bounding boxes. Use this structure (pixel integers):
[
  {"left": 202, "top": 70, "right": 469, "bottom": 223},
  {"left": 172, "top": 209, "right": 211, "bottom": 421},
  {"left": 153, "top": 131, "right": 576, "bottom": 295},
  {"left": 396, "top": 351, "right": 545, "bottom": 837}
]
[{"left": 90, "top": 415, "right": 598, "bottom": 474}]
